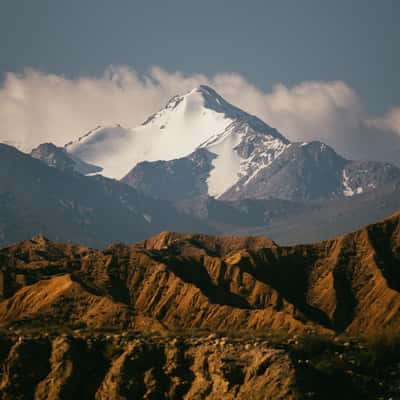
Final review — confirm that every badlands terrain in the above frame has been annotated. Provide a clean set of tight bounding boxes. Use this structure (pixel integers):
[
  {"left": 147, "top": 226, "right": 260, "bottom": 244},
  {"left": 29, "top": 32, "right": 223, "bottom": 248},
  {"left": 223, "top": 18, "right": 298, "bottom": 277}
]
[{"left": 0, "top": 211, "right": 400, "bottom": 398}]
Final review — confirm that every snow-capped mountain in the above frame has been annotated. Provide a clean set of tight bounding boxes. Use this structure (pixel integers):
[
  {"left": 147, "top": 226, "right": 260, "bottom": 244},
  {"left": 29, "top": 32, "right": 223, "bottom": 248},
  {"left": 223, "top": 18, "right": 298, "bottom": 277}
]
[
  {"left": 67, "top": 85, "right": 400, "bottom": 202},
  {"left": 2, "top": 79, "right": 400, "bottom": 246},
  {"left": 65, "top": 85, "right": 289, "bottom": 197},
  {"left": 221, "top": 142, "right": 400, "bottom": 201},
  {"left": 124, "top": 140, "right": 400, "bottom": 202}
]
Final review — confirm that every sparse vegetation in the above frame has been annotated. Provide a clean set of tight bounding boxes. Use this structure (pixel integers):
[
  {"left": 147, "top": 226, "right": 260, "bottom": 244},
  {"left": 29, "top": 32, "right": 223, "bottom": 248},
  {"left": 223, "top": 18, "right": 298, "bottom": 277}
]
[{"left": 357, "top": 330, "right": 400, "bottom": 371}]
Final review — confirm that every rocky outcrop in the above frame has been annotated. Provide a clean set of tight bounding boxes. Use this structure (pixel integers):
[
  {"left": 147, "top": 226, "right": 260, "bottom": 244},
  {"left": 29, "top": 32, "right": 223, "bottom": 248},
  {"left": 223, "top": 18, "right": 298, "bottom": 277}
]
[
  {"left": 0, "top": 211, "right": 400, "bottom": 336},
  {"left": 0, "top": 332, "right": 382, "bottom": 400},
  {"left": 30, "top": 143, "right": 102, "bottom": 175},
  {"left": 0, "top": 331, "right": 399, "bottom": 399},
  {"left": 122, "top": 149, "right": 216, "bottom": 202}
]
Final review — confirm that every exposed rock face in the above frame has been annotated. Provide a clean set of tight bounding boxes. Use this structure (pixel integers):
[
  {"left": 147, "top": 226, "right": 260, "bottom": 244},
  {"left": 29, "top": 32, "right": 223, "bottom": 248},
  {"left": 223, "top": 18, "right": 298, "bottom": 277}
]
[
  {"left": 31, "top": 142, "right": 102, "bottom": 175},
  {"left": 1, "top": 332, "right": 399, "bottom": 399},
  {"left": 0, "top": 334, "right": 303, "bottom": 400},
  {"left": 1, "top": 211, "right": 400, "bottom": 336},
  {"left": 122, "top": 149, "right": 216, "bottom": 202},
  {"left": 123, "top": 137, "right": 400, "bottom": 203},
  {"left": 221, "top": 141, "right": 400, "bottom": 201}
]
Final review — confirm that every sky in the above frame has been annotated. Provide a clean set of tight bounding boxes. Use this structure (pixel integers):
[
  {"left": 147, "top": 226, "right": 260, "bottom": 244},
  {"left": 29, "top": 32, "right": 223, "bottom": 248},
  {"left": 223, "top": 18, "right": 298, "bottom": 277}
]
[{"left": 0, "top": 0, "right": 399, "bottom": 163}]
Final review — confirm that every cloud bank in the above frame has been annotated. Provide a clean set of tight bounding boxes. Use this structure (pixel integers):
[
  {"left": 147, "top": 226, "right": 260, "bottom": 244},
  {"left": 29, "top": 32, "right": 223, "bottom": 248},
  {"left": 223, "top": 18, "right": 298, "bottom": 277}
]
[{"left": 0, "top": 66, "right": 399, "bottom": 164}]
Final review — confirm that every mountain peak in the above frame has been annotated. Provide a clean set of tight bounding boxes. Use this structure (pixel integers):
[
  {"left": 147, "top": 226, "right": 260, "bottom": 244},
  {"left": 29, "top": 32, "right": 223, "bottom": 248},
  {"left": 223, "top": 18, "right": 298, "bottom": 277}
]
[
  {"left": 188, "top": 84, "right": 222, "bottom": 98},
  {"left": 66, "top": 85, "right": 289, "bottom": 180},
  {"left": 179, "top": 85, "right": 247, "bottom": 119},
  {"left": 153, "top": 85, "right": 234, "bottom": 119},
  {"left": 31, "top": 142, "right": 102, "bottom": 175}
]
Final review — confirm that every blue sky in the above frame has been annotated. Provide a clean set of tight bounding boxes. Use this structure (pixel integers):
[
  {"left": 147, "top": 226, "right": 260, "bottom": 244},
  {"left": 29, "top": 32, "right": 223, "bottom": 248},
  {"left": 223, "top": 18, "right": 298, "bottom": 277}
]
[
  {"left": 1, "top": 0, "right": 399, "bottom": 163},
  {"left": 1, "top": 0, "right": 398, "bottom": 113}
]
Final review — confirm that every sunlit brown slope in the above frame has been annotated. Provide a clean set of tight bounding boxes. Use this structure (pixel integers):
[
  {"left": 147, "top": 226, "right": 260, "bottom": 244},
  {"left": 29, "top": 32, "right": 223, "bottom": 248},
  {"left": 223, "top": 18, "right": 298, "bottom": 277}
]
[{"left": 0, "top": 211, "right": 400, "bottom": 335}]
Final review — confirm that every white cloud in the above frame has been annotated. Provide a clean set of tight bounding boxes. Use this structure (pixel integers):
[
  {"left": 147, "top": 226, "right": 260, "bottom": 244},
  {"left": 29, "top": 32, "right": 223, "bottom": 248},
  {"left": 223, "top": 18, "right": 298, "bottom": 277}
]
[
  {"left": 0, "top": 66, "right": 399, "bottom": 164},
  {"left": 367, "top": 107, "right": 400, "bottom": 135}
]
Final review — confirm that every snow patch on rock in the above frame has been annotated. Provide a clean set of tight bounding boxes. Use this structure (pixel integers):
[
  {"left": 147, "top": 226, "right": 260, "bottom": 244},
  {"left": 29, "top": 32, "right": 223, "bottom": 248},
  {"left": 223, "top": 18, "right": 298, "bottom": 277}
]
[{"left": 343, "top": 169, "right": 354, "bottom": 197}]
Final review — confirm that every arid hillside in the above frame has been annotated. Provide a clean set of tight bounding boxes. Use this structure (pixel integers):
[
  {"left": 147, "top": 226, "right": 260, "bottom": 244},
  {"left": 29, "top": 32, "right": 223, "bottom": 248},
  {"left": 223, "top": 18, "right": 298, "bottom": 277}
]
[
  {"left": 1, "top": 211, "right": 400, "bottom": 335},
  {"left": 3, "top": 330, "right": 400, "bottom": 400},
  {"left": 1, "top": 212, "right": 400, "bottom": 399}
]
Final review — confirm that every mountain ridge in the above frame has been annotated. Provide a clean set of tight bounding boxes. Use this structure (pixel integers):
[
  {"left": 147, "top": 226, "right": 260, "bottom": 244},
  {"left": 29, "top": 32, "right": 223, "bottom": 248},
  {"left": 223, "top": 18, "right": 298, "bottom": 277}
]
[
  {"left": 31, "top": 142, "right": 102, "bottom": 175},
  {"left": 2, "top": 141, "right": 400, "bottom": 247},
  {"left": 0, "top": 143, "right": 214, "bottom": 248},
  {"left": 67, "top": 85, "right": 399, "bottom": 202},
  {"left": 4, "top": 85, "right": 400, "bottom": 204},
  {"left": 1, "top": 209, "right": 400, "bottom": 336}
]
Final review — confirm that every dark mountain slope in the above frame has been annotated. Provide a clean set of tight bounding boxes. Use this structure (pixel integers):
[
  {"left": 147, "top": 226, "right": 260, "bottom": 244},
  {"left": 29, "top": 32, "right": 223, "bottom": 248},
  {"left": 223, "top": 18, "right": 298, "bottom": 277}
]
[
  {"left": 30, "top": 142, "right": 102, "bottom": 174},
  {"left": 122, "top": 149, "right": 216, "bottom": 202},
  {"left": 0, "top": 144, "right": 213, "bottom": 248}
]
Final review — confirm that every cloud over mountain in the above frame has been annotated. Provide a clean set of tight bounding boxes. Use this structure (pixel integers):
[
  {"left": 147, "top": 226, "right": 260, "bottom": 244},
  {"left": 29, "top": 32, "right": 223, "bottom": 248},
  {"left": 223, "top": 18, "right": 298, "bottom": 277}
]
[{"left": 0, "top": 66, "right": 399, "bottom": 164}]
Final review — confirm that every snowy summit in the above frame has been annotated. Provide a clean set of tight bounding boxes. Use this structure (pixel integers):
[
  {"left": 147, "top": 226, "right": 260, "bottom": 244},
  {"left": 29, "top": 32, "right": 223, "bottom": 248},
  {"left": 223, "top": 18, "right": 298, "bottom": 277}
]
[{"left": 65, "top": 85, "right": 399, "bottom": 201}]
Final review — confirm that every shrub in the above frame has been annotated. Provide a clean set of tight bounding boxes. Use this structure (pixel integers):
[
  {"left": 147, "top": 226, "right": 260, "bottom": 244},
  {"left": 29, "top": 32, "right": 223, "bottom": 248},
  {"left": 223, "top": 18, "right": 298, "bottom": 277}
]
[
  {"left": 358, "top": 330, "right": 400, "bottom": 370},
  {"left": 293, "top": 333, "right": 335, "bottom": 358}
]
